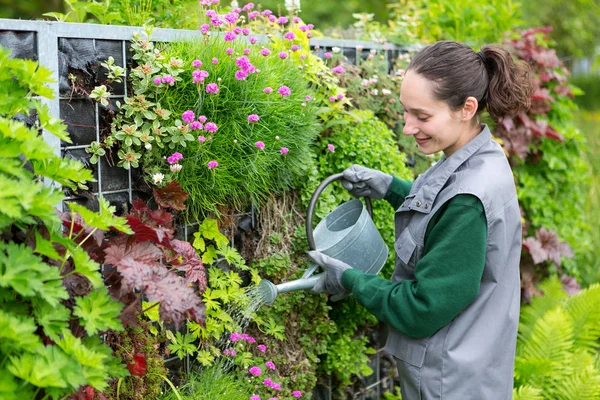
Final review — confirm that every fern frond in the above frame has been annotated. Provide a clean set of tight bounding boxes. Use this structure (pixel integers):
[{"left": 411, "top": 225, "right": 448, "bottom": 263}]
[
  {"left": 562, "top": 283, "right": 600, "bottom": 352},
  {"left": 548, "top": 353, "right": 600, "bottom": 400},
  {"left": 512, "top": 385, "right": 543, "bottom": 400}
]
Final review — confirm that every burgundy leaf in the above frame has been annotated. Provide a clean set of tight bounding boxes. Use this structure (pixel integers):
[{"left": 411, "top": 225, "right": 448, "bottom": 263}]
[
  {"left": 153, "top": 181, "right": 189, "bottom": 211},
  {"left": 560, "top": 274, "right": 581, "bottom": 295},
  {"left": 125, "top": 216, "right": 171, "bottom": 246},
  {"left": 523, "top": 237, "right": 547, "bottom": 265},
  {"left": 170, "top": 239, "right": 207, "bottom": 290},
  {"left": 127, "top": 353, "right": 147, "bottom": 376}
]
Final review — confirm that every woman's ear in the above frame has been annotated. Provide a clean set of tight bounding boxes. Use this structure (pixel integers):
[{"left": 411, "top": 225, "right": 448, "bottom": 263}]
[{"left": 462, "top": 96, "right": 479, "bottom": 121}]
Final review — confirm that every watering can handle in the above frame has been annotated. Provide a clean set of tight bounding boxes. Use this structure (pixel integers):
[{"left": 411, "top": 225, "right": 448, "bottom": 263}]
[{"left": 306, "top": 173, "right": 373, "bottom": 251}]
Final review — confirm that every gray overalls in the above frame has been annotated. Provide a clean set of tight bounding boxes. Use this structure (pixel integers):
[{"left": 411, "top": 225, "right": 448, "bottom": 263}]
[{"left": 384, "top": 126, "right": 522, "bottom": 399}]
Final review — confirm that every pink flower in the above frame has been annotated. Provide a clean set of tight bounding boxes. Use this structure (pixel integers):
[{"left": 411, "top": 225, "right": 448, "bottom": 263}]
[
  {"left": 332, "top": 66, "right": 345, "bottom": 74},
  {"left": 242, "top": 2, "right": 254, "bottom": 11},
  {"left": 233, "top": 27, "right": 242, "bottom": 35},
  {"left": 223, "top": 349, "right": 230, "bottom": 356},
  {"left": 212, "top": 57, "right": 218, "bottom": 64},
  {"left": 257, "top": 344, "right": 266, "bottom": 352},
  {"left": 300, "top": 54, "right": 307, "bottom": 60},
  {"left": 307, "top": 32, "right": 312, "bottom": 38},
  {"left": 262, "top": 9, "right": 272, "bottom": 16},
  {"left": 327, "top": 143, "right": 335, "bottom": 152},
  {"left": 167, "top": 152, "right": 183, "bottom": 164},
  {"left": 329, "top": 96, "right": 336, "bottom": 102},
  {"left": 292, "top": 391, "right": 302, "bottom": 398},
  {"left": 242, "top": 27, "right": 250, "bottom": 35},
  {"left": 235, "top": 70, "right": 249, "bottom": 80},
  {"left": 305, "top": 95, "right": 311, "bottom": 102},
  {"left": 291, "top": 45, "right": 299, "bottom": 51},
  {"left": 260, "top": 48, "right": 271, "bottom": 56},
  {"left": 205, "top": 9, "right": 217, "bottom": 18},
  {"left": 224, "top": 12, "right": 239, "bottom": 24},
  {"left": 190, "top": 121, "right": 203, "bottom": 130},
  {"left": 243, "top": 48, "right": 251, "bottom": 55},
  {"left": 206, "top": 82, "right": 219, "bottom": 94},
  {"left": 198, "top": 115, "right": 207, "bottom": 123},
  {"left": 249, "top": 366, "right": 262, "bottom": 376},
  {"left": 226, "top": 47, "right": 234, "bottom": 55},
  {"left": 161, "top": 75, "right": 175, "bottom": 84},
  {"left": 324, "top": 52, "right": 332, "bottom": 59},
  {"left": 277, "top": 16, "right": 288, "bottom": 24},
  {"left": 210, "top": 17, "right": 223, "bottom": 27},
  {"left": 247, "top": 336, "right": 256, "bottom": 343},
  {"left": 299, "top": 25, "right": 309, "bottom": 32},
  {"left": 337, "top": 94, "right": 344, "bottom": 100},
  {"left": 198, "top": 135, "right": 207, "bottom": 143},
  {"left": 271, "top": 383, "right": 281, "bottom": 390},
  {"left": 153, "top": 77, "right": 162, "bottom": 85},
  {"left": 224, "top": 31, "right": 237, "bottom": 42},
  {"left": 192, "top": 59, "right": 202, "bottom": 68},
  {"left": 278, "top": 51, "right": 288, "bottom": 59},
  {"left": 200, "top": 24, "right": 210, "bottom": 34},
  {"left": 248, "top": 11, "right": 259, "bottom": 19},
  {"left": 280, "top": 147, "right": 289, "bottom": 155},
  {"left": 204, "top": 122, "right": 218, "bottom": 132},
  {"left": 230, "top": 349, "right": 236, "bottom": 356},
  {"left": 182, "top": 110, "right": 195, "bottom": 124},
  {"left": 249, "top": 36, "right": 258, "bottom": 44},
  {"left": 308, "top": 24, "right": 314, "bottom": 29},
  {"left": 263, "top": 87, "right": 273, "bottom": 94},
  {"left": 265, "top": 361, "right": 275, "bottom": 370},
  {"left": 268, "top": 15, "right": 276, "bottom": 23},
  {"left": 278, "top": 86, "right": 291, "bottom": 97},
  {"left": 255, "top": 141, "right": 265, "bottom": 150},
  {"left": 284, "top": 31, "right": 296, "bottom": 41},
  {"left": 250, "top": 396, "right": 260, "bottom": 400},
  {"left": 236, "top": 56, "right": 251, "bottom": 70},
  {"left": 248, "top": 114, "right": 260, "bottom": 123},
  {"left": 268, "top": 398, "right": 279, "bottom": 400},
  {"left": 212, "top": 0, "right": 219, "bottom": 3},
  {"left": 293, "top": 17, "right": 301, "bottom": 23},
  {"left": 207, "top": 160, "right": 218, "bottom": 169}
]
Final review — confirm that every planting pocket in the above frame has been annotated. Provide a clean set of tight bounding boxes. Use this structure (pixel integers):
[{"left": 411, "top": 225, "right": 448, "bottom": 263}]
[{"left": 386, "top": 329, "right": 427, "bottom": 400}]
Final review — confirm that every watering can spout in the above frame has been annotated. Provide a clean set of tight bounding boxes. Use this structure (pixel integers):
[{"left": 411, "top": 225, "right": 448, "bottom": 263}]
[{"left": 257, "top": 273, "right": 323, "bottom": 305}]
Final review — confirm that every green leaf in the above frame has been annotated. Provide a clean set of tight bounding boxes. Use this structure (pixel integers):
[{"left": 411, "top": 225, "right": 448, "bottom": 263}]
[
  {"left": 197, "top": 350, "right": 214, "bottom": 366},
  {"left": 201, "top": 245, "right": 218, "bottom": 264},
  {"left": 8, "top": 345, "right": 81, "bottom": 390},
  {"left": 142, "top": 301, "right": 160, "bottom": 322},
  {"left": 0, "top": 242, "right": 68, "bottom": 306},
  {"left": 67, "top": 196, "right": 133, "bottom": 234},
  {"left": 0, "top": 308, "right": 43, "bottom": 355},
  {"left": 0, "top": 368, "right": 30, "bottom": 400},
  {"left": 32, "top": 300, "right": 70, "bottom": 341},
  {"left": 167, "top": 331, "right": 197, "bottom": 359},
  {"left": 34, "top": 230, "right": 61, "bottom": 261},
  {"left": 73, "top": 287, "right": 124, "bottom": 335},
  {"left": 198, "top": 219, "right": 229, "bottom": 248},
  {"left": 70, "top": 246, "right": 104, "bottom": 288},
  {"left": 192, "top": 233, "right": 206, "bottom": 252}
]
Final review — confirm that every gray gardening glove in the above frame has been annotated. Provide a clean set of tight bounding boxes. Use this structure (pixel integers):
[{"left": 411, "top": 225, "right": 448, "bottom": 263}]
[
  {"left": 341, "top": 164, "right": 393, "bottom": 199},
  {"left": 309, "top": 251, "right": 352, "bottom": 301}
]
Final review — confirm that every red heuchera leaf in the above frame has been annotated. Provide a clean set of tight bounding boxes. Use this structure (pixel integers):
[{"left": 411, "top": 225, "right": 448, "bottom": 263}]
[
  {"left": 560, "top": 274, "right": 581, "bottom": 295},
  {"left": 130, "top": 199, "right": 175, "bottom": 226},
  {"left": 103, "top": 240, "right": 205, "bottom": 328},
  {"left": 127, "top": 353, "right": 147, "bottom": 376},
  {"left": 523, "top": 227, "right": 574, "bottom": 266},
  {"left": 125, "top": 216, "right": 172, "bottom": 246},
  {"left": 169, "top": 239, "right": 207, "bottom": 291},
  {"left": 153, "top": 181, "right": 189, "bottom": 211}
]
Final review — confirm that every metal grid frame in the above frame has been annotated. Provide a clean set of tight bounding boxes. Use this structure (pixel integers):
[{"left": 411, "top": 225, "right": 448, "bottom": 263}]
[{"left": 0, "top": 18, "right": 405, "bottom": 399}]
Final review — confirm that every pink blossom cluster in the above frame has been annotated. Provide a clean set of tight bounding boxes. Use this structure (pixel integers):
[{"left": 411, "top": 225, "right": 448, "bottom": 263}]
[
  {"left": 206, "top": 82, "right": 219, "bottom": 94},
  {"left": 234, "top": 55, "right": 256, "bottom": 80},
  {"left": 222, "top": 347, "right": 236, "bottom": 355},
  {"left": 192, "top": 69, "right": 209, "bottom": 84},
  {"left": 230, "top": 332, "right": 256, "bottom": 342},
  {"left": 248, "top": 114, "right": 260, "bottom": 123},
  {"left": 277, "top": 86, "right": 291, "bottom": 97},
  {"left": 262, "top": 378, "right": 280, "bottom": 390},
  {"left": 167, "top": 152, "right": 183, "bottom": 165}
]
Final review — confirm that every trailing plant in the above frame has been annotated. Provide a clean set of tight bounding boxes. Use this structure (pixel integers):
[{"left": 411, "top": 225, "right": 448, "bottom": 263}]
[
  {"left": 513, "top": 276, "right": 600, "bottom": 399},
  {"left": 0, "top": 45, "right": 130, "bottom": 399}
]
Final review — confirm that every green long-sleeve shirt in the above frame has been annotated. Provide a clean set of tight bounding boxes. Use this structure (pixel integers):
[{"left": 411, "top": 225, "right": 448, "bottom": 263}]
[{"left": 341, "top": 176, "right": 488, "bottom": 339}]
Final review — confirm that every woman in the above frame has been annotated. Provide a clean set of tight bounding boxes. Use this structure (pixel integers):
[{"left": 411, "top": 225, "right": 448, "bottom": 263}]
[{"left": 309, "top": 41, "right": 532, "bottom": 399}]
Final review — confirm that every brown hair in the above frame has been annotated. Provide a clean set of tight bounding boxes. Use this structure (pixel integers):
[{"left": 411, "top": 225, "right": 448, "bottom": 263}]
[{"left": 407, "top": 41, "right": 532, "bottom": 120}]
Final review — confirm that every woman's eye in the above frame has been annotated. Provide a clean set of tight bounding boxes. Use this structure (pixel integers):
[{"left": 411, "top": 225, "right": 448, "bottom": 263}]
[{"left": 417, "top": 116, "right": 429, "bottom": 122}]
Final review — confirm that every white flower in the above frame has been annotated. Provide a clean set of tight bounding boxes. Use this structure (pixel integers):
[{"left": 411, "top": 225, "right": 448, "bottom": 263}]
[
  {"left": 170, "top": 164, "right": 182, "bottom": 172},
  {"left": 332, "top": 47, "right": 341, "bottom": 53},
  {"left": 145, "top": 143, "right": 152, "bottom": 150},
  {"left": 362, "top": 79, "right": 370, "bottom": 86},
  {"left": 285, "top": 0, "right": 301, "bottom": 13},
  {"left": 382, "top": 89, "right": 391, "bottom": 95},
  {"left": 230, "top": 0, "right": 239, "bottom": 8},
  {"left": 152, "top": 173, "right": 164, "bottom": 184},
  {"left": 370, "top": 89, "right": 379, "bottom": 96},
  {"left": 370, "top": 49, "right": 377, "bottom": 55}
]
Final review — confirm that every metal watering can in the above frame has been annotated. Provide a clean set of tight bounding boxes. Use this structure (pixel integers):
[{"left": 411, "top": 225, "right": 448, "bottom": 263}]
[{"left": 257, "top": 173, "right": 389, "bottom": 305}]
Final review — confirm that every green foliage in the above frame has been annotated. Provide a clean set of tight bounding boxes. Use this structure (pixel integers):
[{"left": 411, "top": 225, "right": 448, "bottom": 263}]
[
  {"left": 520, "top": 0, "right": 600, "bottom": 59},
  {"left": 159, "top": 362, "right": 252, "bottom": 400},
  {"left": 571, "top": 74, "right": 600, "bottom": 111},
  {"left": 514, "top": 277, "right": 600, "bottom": 399},
  {"left": 388, "top": 0, "right": 523, "bottom": 46},
  {"left": 0, "top": 45, "right": 129, "bottom": 398}
]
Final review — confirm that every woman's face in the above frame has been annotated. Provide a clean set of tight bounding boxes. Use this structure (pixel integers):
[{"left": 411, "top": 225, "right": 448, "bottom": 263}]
[{"left": 400, "top": 71, "right": 475, "bottom": 158}]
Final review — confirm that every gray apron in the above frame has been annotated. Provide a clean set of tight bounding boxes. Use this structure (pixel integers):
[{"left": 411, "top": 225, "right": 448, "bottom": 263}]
[{"left": 384, "top": 126, "right": 521, "bottom": 399}]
